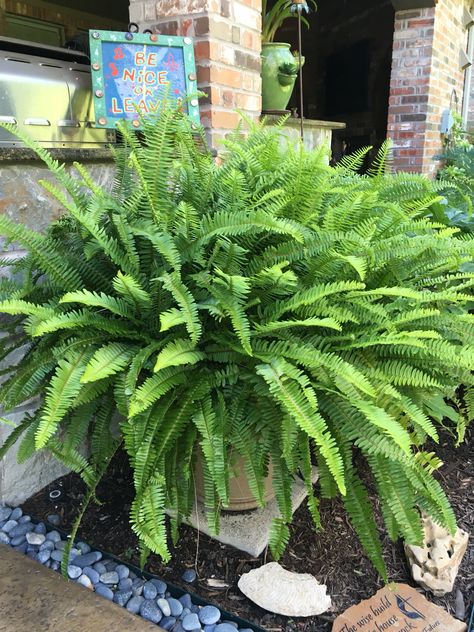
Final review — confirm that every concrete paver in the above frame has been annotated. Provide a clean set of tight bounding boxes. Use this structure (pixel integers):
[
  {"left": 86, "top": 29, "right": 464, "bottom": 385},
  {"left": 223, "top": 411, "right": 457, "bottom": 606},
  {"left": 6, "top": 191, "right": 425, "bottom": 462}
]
[
  {"left": 174, "top": 466, "right": 319, "bottom": 556},
  {"left": 0, "top": 545, "right": 163, "bottom": 632}
]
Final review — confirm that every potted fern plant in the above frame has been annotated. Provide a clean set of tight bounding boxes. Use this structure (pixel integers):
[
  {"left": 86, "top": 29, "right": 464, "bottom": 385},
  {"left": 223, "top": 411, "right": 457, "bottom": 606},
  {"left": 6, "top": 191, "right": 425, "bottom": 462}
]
[
  {"left": 0, "top": 110, "right": 472, "bottom": 579},
  {"left": 261, "top": 0, "right": 313, "bottom": 111}
]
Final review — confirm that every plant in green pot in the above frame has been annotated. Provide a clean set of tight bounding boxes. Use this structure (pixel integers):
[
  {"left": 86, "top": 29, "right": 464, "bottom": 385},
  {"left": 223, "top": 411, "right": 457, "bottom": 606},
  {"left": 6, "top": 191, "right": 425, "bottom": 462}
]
[
  {"left": 277, "top": 61, "right": 299, "bottom": 87},
  {"left": 261, "top": 0, "right": 313, "bottom": 112},
  {"left": 0, "top": 110, "right": 473, "bottom": 580}
]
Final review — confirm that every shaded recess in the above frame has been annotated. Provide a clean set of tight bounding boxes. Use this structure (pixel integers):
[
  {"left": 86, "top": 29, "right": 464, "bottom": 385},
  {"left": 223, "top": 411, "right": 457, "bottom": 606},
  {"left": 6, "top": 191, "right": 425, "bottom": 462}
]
[{"left": 270, "top": 0, "right": 395, "bottom": 165}]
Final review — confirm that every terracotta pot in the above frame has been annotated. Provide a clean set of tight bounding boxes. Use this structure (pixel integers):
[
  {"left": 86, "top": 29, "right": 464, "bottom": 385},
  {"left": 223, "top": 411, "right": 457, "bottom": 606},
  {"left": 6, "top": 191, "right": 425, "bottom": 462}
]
[{"left": 195, "top": 451, "right": 274, "bottom": 512}]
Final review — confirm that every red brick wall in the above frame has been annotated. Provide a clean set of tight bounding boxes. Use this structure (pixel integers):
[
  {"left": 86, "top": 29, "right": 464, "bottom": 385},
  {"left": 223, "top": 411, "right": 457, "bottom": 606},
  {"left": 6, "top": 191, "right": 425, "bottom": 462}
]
[
  {"left": 388, "top": 0, "right": 471, "bottom": 175},
  {"left": 130, "top": 0, "right": 262, "bottom": 146}
]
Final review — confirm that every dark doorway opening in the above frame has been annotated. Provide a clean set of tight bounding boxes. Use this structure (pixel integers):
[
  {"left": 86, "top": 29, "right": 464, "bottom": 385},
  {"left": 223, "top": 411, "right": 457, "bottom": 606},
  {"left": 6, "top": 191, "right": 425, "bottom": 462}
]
[{"left": 272, "top": 0, "right": 395, "bottom": 164}]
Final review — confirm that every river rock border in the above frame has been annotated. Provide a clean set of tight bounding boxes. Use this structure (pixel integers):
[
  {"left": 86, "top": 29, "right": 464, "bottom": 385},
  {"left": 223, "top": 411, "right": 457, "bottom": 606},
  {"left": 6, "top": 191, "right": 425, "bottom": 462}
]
[{"left": 0, "top": 504, "right": 257, "bottom": 632}]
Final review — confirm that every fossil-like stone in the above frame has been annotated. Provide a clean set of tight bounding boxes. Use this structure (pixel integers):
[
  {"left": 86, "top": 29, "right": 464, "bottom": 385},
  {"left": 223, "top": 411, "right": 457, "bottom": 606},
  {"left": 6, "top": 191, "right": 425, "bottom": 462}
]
[
  {"left": 238, "top": 562, "right": 331, "bottom": 617},
  {"left": 404, "top": 514, "right": 469, "bottom": 596}
]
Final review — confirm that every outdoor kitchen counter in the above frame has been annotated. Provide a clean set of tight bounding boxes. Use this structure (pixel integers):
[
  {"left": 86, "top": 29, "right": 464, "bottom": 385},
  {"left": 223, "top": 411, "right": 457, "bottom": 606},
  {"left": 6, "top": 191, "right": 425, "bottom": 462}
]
[
  {"left": 262, "top": 115, "right": 346, "bottom": 153},
  {"left": 0, "top": 147, "right": 112, "bottom": 162}
]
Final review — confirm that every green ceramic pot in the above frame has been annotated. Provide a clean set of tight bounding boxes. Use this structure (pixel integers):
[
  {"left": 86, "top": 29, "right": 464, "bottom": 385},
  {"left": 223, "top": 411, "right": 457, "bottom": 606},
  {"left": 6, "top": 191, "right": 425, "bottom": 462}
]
[{"left": 261, "top": 42, "right": 298, "bottom": 112}]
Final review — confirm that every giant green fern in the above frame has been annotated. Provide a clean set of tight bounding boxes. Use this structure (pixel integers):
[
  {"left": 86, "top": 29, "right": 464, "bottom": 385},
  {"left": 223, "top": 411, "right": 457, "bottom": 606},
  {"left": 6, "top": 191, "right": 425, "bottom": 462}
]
[{"left": 0, "top": 109, "right": 472, "bottom": 578}]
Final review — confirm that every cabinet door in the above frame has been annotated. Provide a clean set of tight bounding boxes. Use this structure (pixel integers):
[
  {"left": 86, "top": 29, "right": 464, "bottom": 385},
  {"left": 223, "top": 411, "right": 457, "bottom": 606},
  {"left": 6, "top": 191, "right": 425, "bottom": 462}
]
[{"left": 4, "top": 14, "right": 65, "bottom": 47}]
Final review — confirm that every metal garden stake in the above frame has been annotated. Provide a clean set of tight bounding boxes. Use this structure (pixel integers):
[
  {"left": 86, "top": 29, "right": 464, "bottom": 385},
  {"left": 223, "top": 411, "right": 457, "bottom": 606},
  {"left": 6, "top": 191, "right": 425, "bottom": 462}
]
[{"left": 291, "top": 0, "right": 309, "bottom": 141}]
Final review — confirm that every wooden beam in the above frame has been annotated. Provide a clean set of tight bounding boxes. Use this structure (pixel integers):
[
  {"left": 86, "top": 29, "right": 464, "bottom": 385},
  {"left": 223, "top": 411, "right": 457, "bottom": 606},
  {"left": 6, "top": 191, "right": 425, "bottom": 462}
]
[{"left": 391, "top": 0, "right": 437, "bottom": 10}]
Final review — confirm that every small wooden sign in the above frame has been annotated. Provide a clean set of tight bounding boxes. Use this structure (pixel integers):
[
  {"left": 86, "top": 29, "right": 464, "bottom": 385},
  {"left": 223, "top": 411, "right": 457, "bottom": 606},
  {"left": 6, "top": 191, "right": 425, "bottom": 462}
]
[
  {"left": 89, "top": 30, "right": 200, "bottom": 129},
  {"left": 333, "top": 584, "right": 466, "bottom": 632}
]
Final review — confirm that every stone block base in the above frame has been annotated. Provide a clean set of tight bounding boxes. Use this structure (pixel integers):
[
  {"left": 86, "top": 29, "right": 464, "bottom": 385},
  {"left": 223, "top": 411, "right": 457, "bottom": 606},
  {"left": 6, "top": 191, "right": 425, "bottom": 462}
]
[{"left": 176, "top": 467, "right": 319, "bottom": 557}]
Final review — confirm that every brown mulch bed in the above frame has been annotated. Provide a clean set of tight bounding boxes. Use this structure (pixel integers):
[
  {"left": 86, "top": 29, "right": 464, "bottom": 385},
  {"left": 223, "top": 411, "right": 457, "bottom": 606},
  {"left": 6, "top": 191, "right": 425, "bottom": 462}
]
[{"left": 22, "top": 428, "right": 473, "bottom": 632}]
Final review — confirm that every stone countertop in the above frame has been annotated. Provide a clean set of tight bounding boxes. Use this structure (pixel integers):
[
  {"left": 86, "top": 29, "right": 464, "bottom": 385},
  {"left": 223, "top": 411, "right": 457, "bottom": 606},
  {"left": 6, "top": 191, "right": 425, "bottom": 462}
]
[
  {"left": 262, "top": 114, "right": 346, "bottom": 130},
  {"left": 0, "top": 146, "right": 113, "bottom": 163}
]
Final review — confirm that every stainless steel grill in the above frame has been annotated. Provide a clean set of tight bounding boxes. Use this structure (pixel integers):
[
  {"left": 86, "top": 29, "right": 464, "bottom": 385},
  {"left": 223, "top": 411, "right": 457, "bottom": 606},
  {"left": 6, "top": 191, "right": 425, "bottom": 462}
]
[{"left": 0, "top": 37, "right": 114, "bottom": 148}]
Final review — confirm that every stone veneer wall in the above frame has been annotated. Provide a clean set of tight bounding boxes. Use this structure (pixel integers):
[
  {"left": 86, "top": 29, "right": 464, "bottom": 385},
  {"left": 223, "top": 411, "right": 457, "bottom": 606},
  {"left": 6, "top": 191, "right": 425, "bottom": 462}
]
[
  {"left": 0, "top": 153, "right": 114, "bottom": 505},
  {"left": 129, "top": 0, "right": 262, "bottom": 147},
  {"left": 388, "top": 0, "right": 472, "bottom": 174}
]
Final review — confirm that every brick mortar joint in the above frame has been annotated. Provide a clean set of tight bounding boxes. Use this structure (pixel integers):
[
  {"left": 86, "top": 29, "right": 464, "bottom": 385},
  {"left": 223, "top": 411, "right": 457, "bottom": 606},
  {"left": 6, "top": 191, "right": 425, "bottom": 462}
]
[
  {"left": 197, "top": 59, "right": 260, "bottom": 71},
  {"left": 148, "top": 9, "right": 261, "bottom": 23},
  {"left": 193, "top": 36, "right": 262, "bottom": 51},
  {"left": 199, "top": 84, "right": 261, "bottom": 94}
]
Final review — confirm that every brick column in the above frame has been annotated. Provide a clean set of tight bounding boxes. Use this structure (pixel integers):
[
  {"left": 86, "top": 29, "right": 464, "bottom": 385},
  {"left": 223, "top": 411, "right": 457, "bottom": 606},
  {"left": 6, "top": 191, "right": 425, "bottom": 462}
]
[
  {"left": 388, "top": 1, "right": 470, "bottom": 175},
  {"left": 387, "top": 8, "right": 435, "bottom": 174},
  {"left": 129, "top": 0, "right": 262, "bottom": 147}
]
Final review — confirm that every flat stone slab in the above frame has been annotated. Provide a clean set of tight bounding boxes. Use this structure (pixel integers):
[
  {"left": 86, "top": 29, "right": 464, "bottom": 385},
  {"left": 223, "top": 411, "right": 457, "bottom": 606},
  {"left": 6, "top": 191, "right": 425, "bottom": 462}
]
[
  {"left": 177, "top": 467, "right": 318, "bottom": 557},
  {"left": 0, "top": 545, "right": 162, "bottom": 632},
  {"left": 333, "top": 583, "right": 466, "bottom": 632}
]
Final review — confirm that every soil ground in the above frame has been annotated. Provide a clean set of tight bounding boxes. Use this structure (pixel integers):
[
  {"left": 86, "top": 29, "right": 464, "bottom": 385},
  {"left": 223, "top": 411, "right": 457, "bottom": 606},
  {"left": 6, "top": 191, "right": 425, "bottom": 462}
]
[{"left": 22, "top": 428, "right": 473, "bottom": 632}]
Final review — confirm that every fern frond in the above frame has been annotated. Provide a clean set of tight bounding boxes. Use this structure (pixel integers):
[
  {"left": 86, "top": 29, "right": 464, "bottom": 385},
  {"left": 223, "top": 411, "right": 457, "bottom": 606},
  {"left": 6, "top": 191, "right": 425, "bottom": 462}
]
[
  {"left": 159, "top": 272, "right": 201, "bottom": 343},
  {"left": 27, "top": 309, "right": 137, "bottom": 338},
  {"left": 352, "top": 400, "right": 412, "bottom": 456},
  {"left": 131, "top": 223, "right": 181, "bottom": 271},
  {"left": 269, "top": 517, "right": 290, "bottom": 560},
  {"left": 0, "top": 217, "right": 81, "bottom": 289},
  {"left": 131, "top": 473, "right": 170, "bottom": 561},
  {"left": 193, "top": 395, "right": 229, "bottom": 505},
  {"left": 82, "top": 342, "right": 137, "bottom": 383},
  {"left": 60, "top": 290, "right": 137, "bottom": 320},
  {"left": 112, "top": 271, "right": 151, "bottom": 308},
  {"left": 35, "top": 349, "right": 90, "bottom": 447},
  {"left": 129, "top": 366, "right": 187, "bottom": 417},
  {"left": 153, "top": 338, "right": 204, "bottom": 373},
  {"left": 343, "top": 462, "right": 387, "bottom": 580},
  {"left": 257, "top": 359, "right": 346, "bottom": 495},
  {"left": 367, "top": 140, "right": 392, "bottom": 178},
  {"left": 0, "top": 413, "right": 37, "bottom": 461}
]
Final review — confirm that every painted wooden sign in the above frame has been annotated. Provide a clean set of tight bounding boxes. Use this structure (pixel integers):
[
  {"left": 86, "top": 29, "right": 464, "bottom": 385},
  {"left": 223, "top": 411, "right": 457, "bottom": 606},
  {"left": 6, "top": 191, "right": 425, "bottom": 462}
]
[
  {"left": 333, "top": 584, "right": 466, "bottom": 632},
  {"left": 89, "top": 30, "right": 200, "bottom": 130}
]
